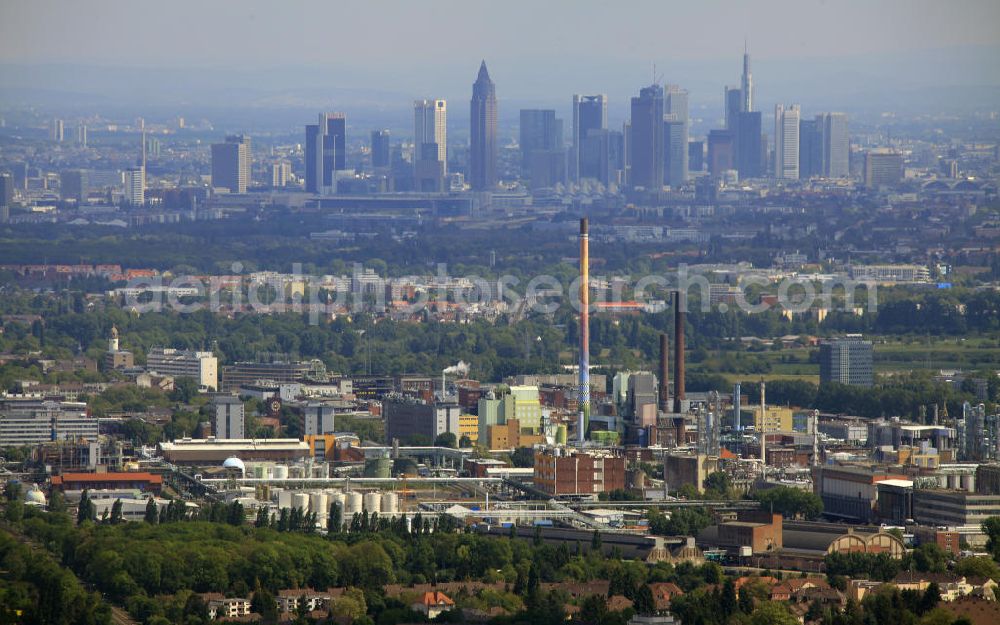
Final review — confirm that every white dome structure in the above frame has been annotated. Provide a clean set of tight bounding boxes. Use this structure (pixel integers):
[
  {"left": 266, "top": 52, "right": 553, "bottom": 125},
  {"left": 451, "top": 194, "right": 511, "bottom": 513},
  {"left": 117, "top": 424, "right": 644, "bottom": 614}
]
[
  {"left": 24, "top": 485, "right": 47, "bottom": 506},
  {"left": 222, "top": 457, "right": 246, "bottom": 474}
]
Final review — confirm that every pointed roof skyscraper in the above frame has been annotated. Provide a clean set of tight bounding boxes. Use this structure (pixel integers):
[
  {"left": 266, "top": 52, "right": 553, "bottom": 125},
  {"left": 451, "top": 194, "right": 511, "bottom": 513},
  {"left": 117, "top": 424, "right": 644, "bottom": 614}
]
[{"left": 470, "top": 60, "right": 497, "bottom": 191}]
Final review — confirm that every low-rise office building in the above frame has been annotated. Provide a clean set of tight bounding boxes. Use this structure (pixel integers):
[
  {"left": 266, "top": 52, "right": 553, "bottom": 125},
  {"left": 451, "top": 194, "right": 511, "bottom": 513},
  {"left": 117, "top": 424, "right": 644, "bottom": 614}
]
[
  {"left": 0, "top": 400, "right": 99, "bottom": 446},
  {"left": 383, "top": 399, "right": 460, "bottom": 444},
  {"left": 912, "top": 489, "right": 1000, "bottom": 530},
  {"left": 147, "top": 347, "right": 218, "bottom": 390}
]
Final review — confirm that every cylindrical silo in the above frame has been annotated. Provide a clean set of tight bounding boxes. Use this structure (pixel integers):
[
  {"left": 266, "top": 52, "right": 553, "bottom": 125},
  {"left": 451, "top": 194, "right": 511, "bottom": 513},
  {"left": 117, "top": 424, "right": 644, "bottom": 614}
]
[
  {"left": 962, "top": 475, "right": 975, "bottom": 492},
  {"left": 311, "top": 492, "right": 329, "bottom": 519},
  {"left": 277, "top": 489, "right": 292, "bottom": 509},
  {"left": 292, "top": 492, "right": 310, "bottom": 513},
  {"left": 949, "top": 474, "right": 961, "bottom": 490},
  {"left": 556, "top": 425, "right": 567, "bottom": 446},
  {"left": 273, "top": 465, "right": 289, "bottom": 480},
  {"left": 345, "top": 492, "right": 363, "bottom": 517},
  {"left": 381, "top": 492, "right": 399, "bottom": 515},
  {"left": 364, "top": 492, "right": 382, "bottom": 514}
]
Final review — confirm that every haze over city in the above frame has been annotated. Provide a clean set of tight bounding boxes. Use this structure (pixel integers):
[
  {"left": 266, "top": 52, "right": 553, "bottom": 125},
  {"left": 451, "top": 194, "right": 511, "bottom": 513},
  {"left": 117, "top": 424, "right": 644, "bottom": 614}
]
[
  {"left": 1, "top": 3, "right": 1000, "bottom": 625},
  {"left": 2, "top": 0, "right": 999, "bottom": 120}
]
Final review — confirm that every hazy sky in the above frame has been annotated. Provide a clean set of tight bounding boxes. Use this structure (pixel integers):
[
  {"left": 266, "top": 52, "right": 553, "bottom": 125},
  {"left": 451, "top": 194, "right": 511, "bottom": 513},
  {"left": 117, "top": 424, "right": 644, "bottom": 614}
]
[
  {"left": 1, "top": 0, "right": 999, "bottom": 117},
  {"left": 3, "top": 0, "right": 999, "bottom": 67}
]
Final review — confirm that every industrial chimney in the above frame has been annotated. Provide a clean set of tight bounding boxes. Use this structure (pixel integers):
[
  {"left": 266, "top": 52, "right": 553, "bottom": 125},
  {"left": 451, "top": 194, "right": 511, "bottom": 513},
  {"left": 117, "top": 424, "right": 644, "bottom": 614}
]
[
  {"left": 673, "top": 290, "right": 686, "bottom": 413},
  {"left": 658, "top": 333, "right": 669, "bottom": 412},
  {"left": 578, "top": 217, "right": 590, "bottom": 442}
]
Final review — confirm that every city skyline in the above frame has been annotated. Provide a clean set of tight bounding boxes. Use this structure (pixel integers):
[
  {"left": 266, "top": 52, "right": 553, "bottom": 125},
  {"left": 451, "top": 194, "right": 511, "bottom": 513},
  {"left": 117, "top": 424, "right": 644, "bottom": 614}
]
[{"left": 1, "top": 2, "right": 998, "bottom": 116}]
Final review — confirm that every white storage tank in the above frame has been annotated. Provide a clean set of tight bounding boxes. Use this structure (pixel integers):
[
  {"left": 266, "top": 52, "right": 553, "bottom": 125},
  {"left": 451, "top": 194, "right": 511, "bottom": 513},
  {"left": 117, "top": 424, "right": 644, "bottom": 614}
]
[
  {"left": 292, "top": 492, "right": 310, "bottom": 513},
  {"left": 962, "top": 475, "right": 975, "bottom": 492},
  {"left": 311, "top": 492, "right": 329, "bottom": 519},
  {"left": 381, "top": 492, "right": 399, "bottom": 515},
  {"left": 363, "top": 491, "right": 382, "bottom": 514},
  {"left": 949, "top": 474, "right": 961, "bottom": 490},
  {"left": 273, "top": 465, "right": 289, "bottom": 480},
  {"left": 277, "top": 489, "right": 293, "bottom": 509},
  {"left": 344, "top": 492, "right": 363, "bottom": 517}
]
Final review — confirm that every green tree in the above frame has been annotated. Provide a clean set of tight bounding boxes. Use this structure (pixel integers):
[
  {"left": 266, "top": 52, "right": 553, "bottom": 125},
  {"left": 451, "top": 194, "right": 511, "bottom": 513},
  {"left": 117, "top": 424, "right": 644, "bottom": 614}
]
[
  {"left": 633, "top": 584, "right": 655, "bottom": 615},
  {"left": 77, "top": 489, "right": 95, "bottom": 525},
  {"left": 434, "top": 432, "right": 458, "bottom": 448},
  {"left": 920, "top": 582, "right": 941, "bottom": 614},
  {"left": 749, "top": 601, "right": 798, "bottom": 625},
  {"left": 982, "top": 517, "right": 1000, "bottom": 561},
  {"left": 144, "top": 498, "right": 159, "bottom": 524},
  {"left": 251, "top": 582, "right": 278, "bottom": 624},
  {"left": 754, "top": 486, "right": 823, "bottom": 520},
  {"left": 907, "top": 543, "right": 947, "bottom": 573},
  {"left": 955, "top": 556, "right": 1000, "bottom": 580}
]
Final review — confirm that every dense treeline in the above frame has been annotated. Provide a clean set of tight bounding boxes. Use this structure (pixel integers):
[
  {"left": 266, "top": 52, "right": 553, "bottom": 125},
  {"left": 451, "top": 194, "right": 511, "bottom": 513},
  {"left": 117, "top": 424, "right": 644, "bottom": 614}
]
[
  {"left": 739, "top": 375, "right": 996, "bottom": 420},
  {"left": 2, "top": 290, "right": 998, "bottom": 386},
  {"left": 8, "top": 502, "right": 735, "bottom": 625}
]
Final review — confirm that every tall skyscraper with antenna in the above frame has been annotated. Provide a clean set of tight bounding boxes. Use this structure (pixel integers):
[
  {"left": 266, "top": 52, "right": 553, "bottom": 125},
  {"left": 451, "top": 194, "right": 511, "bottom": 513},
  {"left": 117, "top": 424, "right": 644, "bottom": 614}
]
[
  {"left": 469, "top": 61, "right": 497, "bottom": 191},
  {"left": 741, "top": 43, "right": 753, "bottom": 113}
]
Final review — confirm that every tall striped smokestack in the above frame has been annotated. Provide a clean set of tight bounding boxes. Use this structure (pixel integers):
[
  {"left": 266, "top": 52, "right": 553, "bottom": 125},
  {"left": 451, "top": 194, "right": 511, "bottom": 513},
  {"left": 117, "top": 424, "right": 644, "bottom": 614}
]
[
  {"left": 673, "top": 290, "right": 685, "bottom": 413},
  {"left": 658, "top": 333, "right": 669, "bottom": 412},
  {"left": 578, "top": 217, "right": 590, "bottom": 442}
]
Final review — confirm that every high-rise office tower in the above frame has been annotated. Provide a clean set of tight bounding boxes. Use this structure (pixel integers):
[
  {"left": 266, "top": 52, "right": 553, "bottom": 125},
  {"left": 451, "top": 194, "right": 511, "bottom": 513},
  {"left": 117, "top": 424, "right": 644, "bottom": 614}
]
[
  {"left": 707, "top": 130, "right": 734, "bottom": 175},
  {"left": 688, "top": 140, "right": 704, "bottom": 172},
  {"left": 774, "top": 104, "right": 801, "bottom": 180},
  {"left": 51, "top": 119, "right": 64, "bottom": 142},
  {"left": 608, "top": 129, "right": 625, "bottom": 180},
  {"left": 821, "top": 112, "right": 849, "bottom": 178},
  {"left": 370, "top": 129, "right": 390, "bottom": 169},
  {"left": 305, "top": 113, "right": 347, "bottom": 194},
  {"left": 124, "top": 167, "right": 145, "bottom": 206},
  {"left": 741, "top": 46, "right": 753, "bottom": 113},
  {"left": 628, "top": 84, "right": 664, "bottom": 191},
  {"left": 413, "top": 100, "right": 447, "bottom": 191},
  {"left": 271, "top": 161, "right": 291, "bottom": 188},
  {"left": 211, "top": 134, "right": 251, "bottom": 193},
  {"left": 61, "top": 170, "right": 88, "bottom": 204},
  {"left": 414, "top": 100, "right": 447, "bottom": 172},
  {"left": 819, "top": 338, "right": 873, "bottom": 387},
  {"left": 470, "top": 61, "right": 497, "bottom": 191},
  {"left": 519, "top": 109, "right": 563, "bottom": 184},
  {"left": 664, "top": 119, "right": 688, "bottom": 188},
  {"left": 735, "top": 111, "right": 763, "bottom": 179},
  {"left": 77, "top": 125, "right": 87, "bottom": 147},
  {"left": 864, "top": 150, "right": 903, "bottom": 188},
  {"left": 725, "top": 86, "right": 742, "bottom": 131},
  {"left": 213, "top": 397, "right": 246, "bottom": 439},
  {"left": 798, "top": 118, "right": 823, "bottom": 179},
  {"left": 664, "top": 85, "right": 689, "bottom": 187},
  {"left": 572, "top": 94, "right": 608, "bottom": 181},
  {"left": 0, "top": 172, "right": 12, "bottom": 222}
]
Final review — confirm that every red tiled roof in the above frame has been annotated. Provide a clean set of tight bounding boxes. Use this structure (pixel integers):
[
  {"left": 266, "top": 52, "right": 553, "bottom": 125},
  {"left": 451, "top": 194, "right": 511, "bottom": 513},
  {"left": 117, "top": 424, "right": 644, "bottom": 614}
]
[{"left": 419, "top": 591, "right": 454, "bottom": 607}]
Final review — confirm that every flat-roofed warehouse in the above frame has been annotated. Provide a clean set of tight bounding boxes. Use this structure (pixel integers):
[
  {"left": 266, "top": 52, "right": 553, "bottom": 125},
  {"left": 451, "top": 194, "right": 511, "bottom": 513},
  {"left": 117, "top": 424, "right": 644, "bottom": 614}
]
[{"left": 159, "top": 438, "right": 309, "bottom": 464}]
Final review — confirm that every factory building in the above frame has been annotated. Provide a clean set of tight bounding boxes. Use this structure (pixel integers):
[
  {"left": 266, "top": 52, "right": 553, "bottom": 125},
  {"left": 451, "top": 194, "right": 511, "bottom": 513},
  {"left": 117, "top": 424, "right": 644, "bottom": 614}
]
[{"left": 534, "top": 447, "right": 626, "bottom": 496}]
